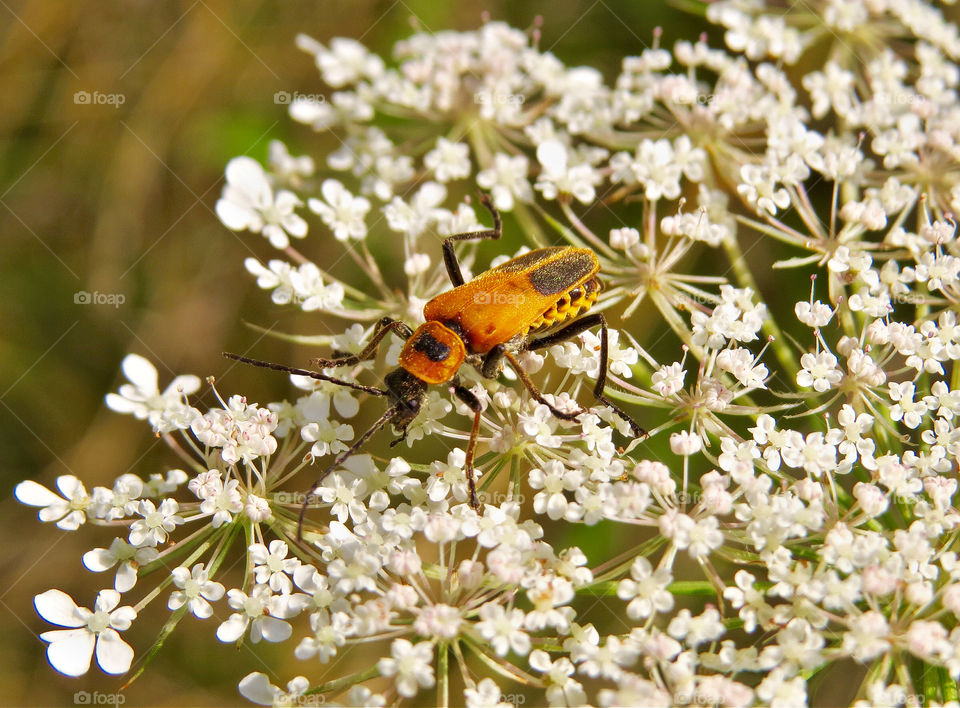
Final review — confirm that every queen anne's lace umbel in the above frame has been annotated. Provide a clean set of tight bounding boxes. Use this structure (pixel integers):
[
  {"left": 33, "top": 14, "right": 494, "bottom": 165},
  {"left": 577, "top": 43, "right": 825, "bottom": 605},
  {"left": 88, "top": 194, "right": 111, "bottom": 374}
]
[{"left": 18, "top": 4, "right": 960, "bottom": 705}]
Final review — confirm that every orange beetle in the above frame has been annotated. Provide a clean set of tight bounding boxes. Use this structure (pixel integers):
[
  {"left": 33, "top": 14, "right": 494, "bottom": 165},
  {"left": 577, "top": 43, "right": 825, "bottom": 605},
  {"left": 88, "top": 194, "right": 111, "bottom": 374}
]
[{"left": 226, "top": 194, "right": 645, "bottom": 538}]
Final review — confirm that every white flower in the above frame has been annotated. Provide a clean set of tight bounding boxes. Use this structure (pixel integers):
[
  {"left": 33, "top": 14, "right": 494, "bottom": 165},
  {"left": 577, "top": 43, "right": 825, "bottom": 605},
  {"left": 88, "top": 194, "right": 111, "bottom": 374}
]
[
  {"left": 168, "top": 564, "right": 226, "bottom": 619},
  {"left": 308, "top": 179, "right": 370, "bottom": 241},
  {"left": 217, "top": 586, "right": 292, "bottom": 643},
  {"left": 476, "top": 153, "right": 531, "bottom": 210},
  {"left": 250, "top": 540, "right": 301, "bottom": 594},
  {"left": 128, "top": 499, "right": 184, "bottom": 547},
  {"left": 378, "top": 638, "right": 435, "bottom": 698},
  {"left": 670, "top": 430, "right": 702, "bottom": 455},
  {"left": 301, "top": 418, "right": 354, "bottom": 458},
  {"left": 617, "top": 557, "right": 674, "bottom": 619},
  {"left": 191, "top": 396, "right": 279, "bottom": 465},
  {"left": 652, "top": 362, "right": 686, "bottom": 397},
  {"left": 426, "top": 449, "right": 472, "bottom": 504},
  {"left": 104, "top": 354, "right": 200, "bottom": 433},
  {"left": 843, "top": 611, "right": 890, "bottom": 661},
  {"left": 475, "top": 603, "right": 531, "bottom": 657},
  {"left": 245, "top": 494, "right": 272, "bottom": 522},
  {"left": 795, "top": 299, "right": 834, "bottom": 327},
  {"left": 737, "top": 163, "right": 790, "bottom": 215},
  {"left": 89, "top": 473, "right": 144, "bottom": 521},
  {"left": 384, "top": 181, "right": 447, "bottom": 237},
  {"left": 535, "top": 140, "right": 599, "bottom": 204},
  {"left": 268, "top": 139, "right": 314, "bottom": 183},
  {"left": 610, "top": 138, "right": 689, "bottom": 201},
  {"left": 888, "top": 381, "right": 930, "bottom": 429},
  {"left": 35, "top": 589, "right": 136, "bottom": 676},
  {"left": 304, "top": 36, "right": 384, "bottom": 87},
  {"left": 295, "top": 611, "right": 351, "bottom": 662},
  {"left": 424, "top": 138, "right": 471, "bottom": 182},
  {"left": 198, "top": 475, "right": 243, "bottom": 528},
  {"left": 796, "top": 351, "right": 842, "bottom": 392},
  {"left": 82, "top": 537, "right": 159, "bottom": 592},
  {"left": 15, "top": 475, "right": 90, "bottom": 531},
  {"left": 414, "top": 604, "right": 462, "bottom": 640},
  {"left": 464, "top": 678, "right": 512, "bottom": 708},
  {"left": 216, "top": 156, "right": 308, "bottom": 249},
  {"left": 238, "top": 673, "right": 311, "bottom": 707}
]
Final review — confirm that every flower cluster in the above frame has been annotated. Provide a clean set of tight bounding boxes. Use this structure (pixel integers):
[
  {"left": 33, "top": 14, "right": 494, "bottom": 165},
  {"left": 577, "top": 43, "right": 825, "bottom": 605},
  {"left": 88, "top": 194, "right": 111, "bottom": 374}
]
[{"left": 18, "top": 3, "right": 960, "bottom": 705}]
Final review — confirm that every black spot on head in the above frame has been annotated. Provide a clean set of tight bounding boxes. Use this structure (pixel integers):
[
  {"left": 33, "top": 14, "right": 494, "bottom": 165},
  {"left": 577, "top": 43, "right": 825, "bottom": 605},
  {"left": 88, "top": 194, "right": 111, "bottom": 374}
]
[{"left": 413, "top": 332, "right": 452, "bottom": 362}]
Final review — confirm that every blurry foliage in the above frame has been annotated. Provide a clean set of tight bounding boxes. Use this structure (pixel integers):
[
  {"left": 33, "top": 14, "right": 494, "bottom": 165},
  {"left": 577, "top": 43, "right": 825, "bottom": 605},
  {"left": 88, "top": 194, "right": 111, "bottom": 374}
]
[{"left": 1, "top": 1, "right": 700, "bottom": 704}]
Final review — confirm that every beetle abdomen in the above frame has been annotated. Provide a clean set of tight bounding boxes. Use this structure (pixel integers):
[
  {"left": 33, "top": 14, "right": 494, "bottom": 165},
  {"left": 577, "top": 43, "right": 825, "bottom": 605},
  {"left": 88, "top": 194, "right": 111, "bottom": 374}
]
[{"left": 528, "top": 277, "right": 601, "bottom": 334}]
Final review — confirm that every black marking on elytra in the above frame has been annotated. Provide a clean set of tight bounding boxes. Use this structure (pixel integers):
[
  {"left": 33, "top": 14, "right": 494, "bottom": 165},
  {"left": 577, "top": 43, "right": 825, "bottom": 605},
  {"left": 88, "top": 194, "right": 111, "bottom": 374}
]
[
  {"left": 491, "top": 247, "right": 564, "bottom": 274},
  {"left": 413, "top": 332, "right": 452, "bottom": 362},
  {"left": 527, "top": 251, "right": 596, "bottom": 295}
]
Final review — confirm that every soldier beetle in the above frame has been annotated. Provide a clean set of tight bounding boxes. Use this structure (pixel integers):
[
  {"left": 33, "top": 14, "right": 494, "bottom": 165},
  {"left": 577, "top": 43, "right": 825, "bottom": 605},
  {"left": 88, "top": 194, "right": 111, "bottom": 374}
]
[{"left": 226, "top": 194, "right": 645, "bottom": 539}]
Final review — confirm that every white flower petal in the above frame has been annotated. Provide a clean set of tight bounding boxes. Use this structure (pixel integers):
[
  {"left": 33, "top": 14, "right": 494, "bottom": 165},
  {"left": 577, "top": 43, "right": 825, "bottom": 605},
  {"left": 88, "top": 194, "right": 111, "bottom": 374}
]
[
  {"left": 104, "top": 393, "right": 138, "bottom": 413},
  {"left": 35, "top": 590, "right": 85, "bottom": 627},
  {"left": 239, "top": 673, "right": 277, "bottom": 706},
  {"left": 258, "top": 616, "right": 293, "bottom": 642},
  {"left": 82, "top": 549, "right": 116, "bottom": 573},
  {"left": 44, "top": 628, "right": 95, "bottom": 676},
  {"left": 95, "top": 628, "right": 134, "bottom": 674},
  {"left": 14, "top": 480, "right": 62, "bottom": 507},
  {"left": 94, "top": 589, "right": 121, "bottom": 613},
  {"left": 217, "top": 614, "right": 248, "bottom": 643},
  {"left": 115, "top": 563, "right": 138, "bottom": 593},
  {"left": 163, "top": 375, "right": 201, "bottom": 397},
  {"left": 216, "top": 199, "right": 257, "bottom": 231},
  {"left": 120, "top": 354, "right": 159, "bottom": 393},
  {"left": 189, "top": 597, "right": 214, "bottom": 619},
  {"left": 225, "top": 157, "right": 271, "bottom": 203},
  {"left": 537, "top": 140, "right": 567, "bottom": 174},
  {"left": 53, "top": 509, "right": 85, "bottom": 531}
]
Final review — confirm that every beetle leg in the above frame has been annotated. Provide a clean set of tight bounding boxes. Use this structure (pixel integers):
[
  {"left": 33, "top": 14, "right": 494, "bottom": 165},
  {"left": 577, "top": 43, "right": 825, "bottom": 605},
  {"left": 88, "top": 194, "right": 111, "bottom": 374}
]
[
  {"left": 502, "top": 351, "right": 584, "bottom": 422},
  {"left": 311, "top": 316, "right": 414, "bottom": 368},
  {"left": 480, "top": 343, "right": 506, "bottom": 379},
  {"left": 526, "top": 313, "right": 647, "bottom": 438},
  {"left": 296, "top": 403, "right": 402, "bottom": 541},
  {"left": 442, "top": 192, "right": 502, "bottom": 287},
  {"left": 452, "top": 380, "right": 483, "bottom": 510}
]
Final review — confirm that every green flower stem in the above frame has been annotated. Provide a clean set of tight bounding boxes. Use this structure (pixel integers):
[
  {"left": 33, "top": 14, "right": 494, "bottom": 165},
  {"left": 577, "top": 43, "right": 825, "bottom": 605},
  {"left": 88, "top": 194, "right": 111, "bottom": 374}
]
[
  {"left": 722, "top": 232, "right": 799, "bottom": 379},
  {"left": 438, "top": 641, "right": 450, "bottom": 708},
  {"left": 306, "top": 665, "right": 382, "bottom": 697}
]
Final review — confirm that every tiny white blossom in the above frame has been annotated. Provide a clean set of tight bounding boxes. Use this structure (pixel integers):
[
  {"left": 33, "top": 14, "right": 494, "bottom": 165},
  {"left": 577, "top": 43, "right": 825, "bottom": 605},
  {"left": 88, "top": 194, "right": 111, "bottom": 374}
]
[
  {"left": 128, "top": 499, "right": 183, "bottom": 547},
  {"left": 216, "top": 156, "right": 308, "bottom": 248},
  {"left": 308, "top": 179, "right": 370, "bottom": 241},
  {"left": 104, "top": 354, "right": 200, "bottom": 433},
  {"left": 377, "top": 638, "right": 435, "bottom": 698},
  {"left": 15, "top": 475, "right": 91, "bottom": 531},
  {"left": 35, "top": 589, "right": 137, "bottom": 676},
  {"left": 168, "top": 564, "right": 226, "bottom": 619}
]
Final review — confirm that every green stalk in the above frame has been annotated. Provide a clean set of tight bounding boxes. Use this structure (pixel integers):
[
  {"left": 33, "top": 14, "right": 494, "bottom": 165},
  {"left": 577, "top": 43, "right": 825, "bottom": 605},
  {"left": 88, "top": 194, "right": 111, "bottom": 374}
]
[{"left": 722, "top": 232, "right": 798, "bottom": 378}]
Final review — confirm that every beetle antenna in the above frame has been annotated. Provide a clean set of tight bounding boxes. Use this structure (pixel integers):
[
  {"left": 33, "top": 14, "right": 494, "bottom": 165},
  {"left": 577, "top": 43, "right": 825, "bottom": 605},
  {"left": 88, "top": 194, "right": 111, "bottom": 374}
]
[
  {"left": 222, "top": 352, "right": 389, "bottom": 396},
  {"left": 296, "top": 403, "right": 401, "bottom": 541}
]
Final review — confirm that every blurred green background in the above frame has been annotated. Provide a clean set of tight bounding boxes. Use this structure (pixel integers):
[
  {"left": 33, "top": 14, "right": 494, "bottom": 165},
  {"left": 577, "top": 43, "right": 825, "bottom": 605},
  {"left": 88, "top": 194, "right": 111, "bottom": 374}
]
[{"left": 0, "top": 1, "right": 763, "bottom": 705}]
